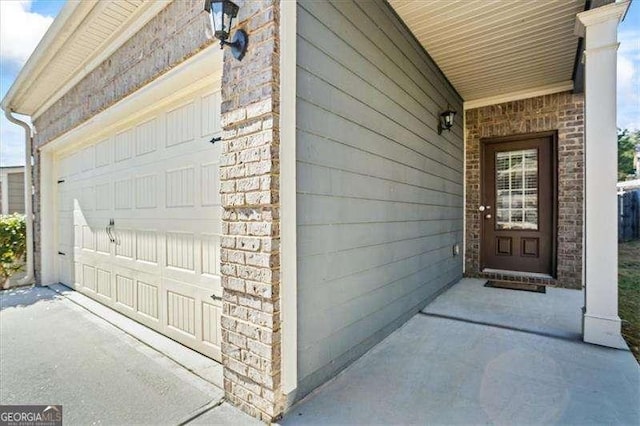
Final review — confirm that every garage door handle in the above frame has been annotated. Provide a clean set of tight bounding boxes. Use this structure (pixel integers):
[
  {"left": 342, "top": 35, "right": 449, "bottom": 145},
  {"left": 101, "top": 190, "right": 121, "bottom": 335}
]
[
  {"left": 210, "top": 294, "right": 222, "bottom": 301},
  {"left": 106, "top": 219, "right": 116, "bottom": 243}
]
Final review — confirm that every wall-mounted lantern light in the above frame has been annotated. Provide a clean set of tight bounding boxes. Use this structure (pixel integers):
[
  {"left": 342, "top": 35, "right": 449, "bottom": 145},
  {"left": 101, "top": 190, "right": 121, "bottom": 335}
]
[
  {"left": 438, "top": 107, "right": 456, "bottom": 134},
  {"left": 204, "top": 0, "right": 248, "bottom": 61}
]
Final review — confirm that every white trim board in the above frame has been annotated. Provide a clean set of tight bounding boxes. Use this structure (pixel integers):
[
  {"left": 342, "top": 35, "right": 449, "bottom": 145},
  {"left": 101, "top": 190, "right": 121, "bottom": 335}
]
[
  {"left": 463, "top": 81, "right": 574, "bottom": 110},
  {"left": 280, "top": 0, "right": 298, "bottom": 397}
]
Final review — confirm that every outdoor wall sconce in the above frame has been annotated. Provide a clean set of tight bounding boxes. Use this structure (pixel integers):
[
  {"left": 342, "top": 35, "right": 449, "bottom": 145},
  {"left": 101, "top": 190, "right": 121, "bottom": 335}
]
[
  {"left": 438, "top": 107, "right": 456, "bottom": 134},
  {"left": 204, "top": 0, "right": 248, "bottom": 61}
]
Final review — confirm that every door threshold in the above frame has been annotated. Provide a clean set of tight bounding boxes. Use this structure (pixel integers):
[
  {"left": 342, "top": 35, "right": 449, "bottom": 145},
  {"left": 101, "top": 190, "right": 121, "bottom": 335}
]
[{"left": 482, "top": 268, "right": 553, "bottom": 280}]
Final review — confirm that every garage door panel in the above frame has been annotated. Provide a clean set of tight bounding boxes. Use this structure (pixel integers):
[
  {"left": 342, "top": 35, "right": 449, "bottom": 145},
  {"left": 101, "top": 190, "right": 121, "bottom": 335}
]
[
  {"left": 114, "top": 177, "right": 134, "bottom": 210},
  {"left": 114, "top": 273, "right": 135, "bottom": 312},
  {"left": 95, "top": 182, "right": 112, "bottom": 211},
  {"left": 163, "top": 277, "right": 221, "bottom": 359},
  {"left": 136, "top": 279, "right": 161, "bottom": 322},
  {"left": 166, "top": 101, "right": 196, "bottom": 148},
  {"left": 96, "top": 228, "right": 112, "bottom": 254},
  {"left": 136, "top": 117, "right": 160, "bottom": 157},
  {"left": 114, "top": 228, "right": 135, "bottom": 259},
  {"left": 135, "top": 229, "right": 161, "bottom": 269},
  {"left": 95, "top": 267, "right": 114, "bottom": 300},
  {"left": 202, "top": 233, "right": 221, "bottom": 278},
  {"left": 201, "top": 162, "right": 221, "bottom": 207},
  {"left": 75, "top": 251, "right": 112, "bottom": 275},
  {"left": 95, "top": 138, "right": 113, "bottom": 168},
  {"left": 134, "top": 174, "right": 159, "bottom": 209},
  {"left": 202, "top": 300, "right": 223, "bottom": 355},
  {"left": 200, "top": 91, "right": 221, "bottom": 137},
  {"left": 54, "top": 86, "right": 222, "bottom": 361},
  {"left": 81, "top": 264, "right": 97, "bottom": 292},
  {"left": 109, "top": 264, "right": 162, "bottom": 323}
]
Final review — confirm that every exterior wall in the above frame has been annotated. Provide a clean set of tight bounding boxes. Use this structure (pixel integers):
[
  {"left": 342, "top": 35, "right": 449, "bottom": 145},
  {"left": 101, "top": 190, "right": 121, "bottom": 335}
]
[
  {"left": 32, "top": 2, "right": 213, "bottom": 148},
  {"left": 218, "top": 0, "right": 284, "bottom": 421},
  {"left": 30, "top": 0, "right": 214, "bottom": 283},
  {"left": 465, "top": 91, "right": 585, "bottom": 289},
  {"left": 7, "top": 172, "right": 25, "bottom": 214},
  {"left": 295, "top": 0, "right": 464, "bottom": 397}
]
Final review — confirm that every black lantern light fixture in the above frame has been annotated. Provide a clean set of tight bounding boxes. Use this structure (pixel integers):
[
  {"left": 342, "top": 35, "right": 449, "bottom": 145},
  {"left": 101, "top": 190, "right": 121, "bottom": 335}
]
[
  {"left": 204, "top": 0, "right": 248, "bottom": 61},
  {"left": 438, "top": 106, "right": 456, "bottom": 134}
]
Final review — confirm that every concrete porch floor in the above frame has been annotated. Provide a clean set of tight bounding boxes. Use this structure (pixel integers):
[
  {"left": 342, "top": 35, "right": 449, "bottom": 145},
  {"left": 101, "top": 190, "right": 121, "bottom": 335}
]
[{"left": 280, "top": 278, "right": 639, "bottom": 425}]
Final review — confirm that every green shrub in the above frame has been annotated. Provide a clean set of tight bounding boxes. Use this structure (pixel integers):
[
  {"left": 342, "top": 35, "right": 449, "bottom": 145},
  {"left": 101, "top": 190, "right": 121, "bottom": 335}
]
[{"left": 0, "top": 213, "right": 27, "bottom": 284}]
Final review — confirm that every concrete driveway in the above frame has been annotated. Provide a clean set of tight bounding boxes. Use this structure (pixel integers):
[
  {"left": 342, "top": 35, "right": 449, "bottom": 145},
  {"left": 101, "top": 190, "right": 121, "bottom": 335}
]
[
  {"left": 279, "top": 279, "right": 640, "bottom": 425},
  {"left": 0, "top": 286, "right": 260, "bottom": 425}
]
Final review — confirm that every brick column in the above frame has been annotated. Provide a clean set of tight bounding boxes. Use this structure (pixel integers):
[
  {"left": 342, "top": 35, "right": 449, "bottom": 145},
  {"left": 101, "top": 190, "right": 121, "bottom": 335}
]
[{"left": 218, "top": 0, "right": 284, "bottom": 421}]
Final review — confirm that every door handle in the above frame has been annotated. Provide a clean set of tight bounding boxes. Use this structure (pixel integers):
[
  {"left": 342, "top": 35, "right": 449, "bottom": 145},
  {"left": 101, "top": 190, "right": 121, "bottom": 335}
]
[
  {"left": 485, "top": 214, "right": 492, "bottom": 219},
  {"left": 478, "top": 205, "right": 491, "bottom": 212},
  {"left": 106, "top": 219, "right": 116, "bottom": 243}
]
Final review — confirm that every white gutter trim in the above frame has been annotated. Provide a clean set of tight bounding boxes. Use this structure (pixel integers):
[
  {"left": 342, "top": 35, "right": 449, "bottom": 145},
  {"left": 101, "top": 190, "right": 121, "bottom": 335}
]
[
  {"left": 463, "top": 81, "right": 575, "bottom": 110},
  {"left": 4, "top": 110, "right": 34, "bottom": 286}
]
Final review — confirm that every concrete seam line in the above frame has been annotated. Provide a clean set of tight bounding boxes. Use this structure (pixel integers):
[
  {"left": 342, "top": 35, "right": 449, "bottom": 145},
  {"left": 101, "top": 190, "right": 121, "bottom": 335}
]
[
  {"left": 45, "top": 283, "right": 226, "bottom": 387},
  {"left": 417, "top": 311, "right": 585, "bottom": 343},
  {"left": 177, "top": 397, "right": 226, "bottom": 426}
]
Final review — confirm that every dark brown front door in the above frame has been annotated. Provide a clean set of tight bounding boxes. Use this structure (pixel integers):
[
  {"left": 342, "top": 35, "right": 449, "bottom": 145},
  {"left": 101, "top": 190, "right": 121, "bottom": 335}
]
[{"left": 481, "top": 134, "right": 556, "bottom": 275}]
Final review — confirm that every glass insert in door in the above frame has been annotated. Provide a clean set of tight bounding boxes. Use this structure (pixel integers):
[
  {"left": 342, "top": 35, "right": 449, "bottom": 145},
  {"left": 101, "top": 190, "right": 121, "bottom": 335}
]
[{"left": 495, "top": 149, "right": 538, "bottom": 230}]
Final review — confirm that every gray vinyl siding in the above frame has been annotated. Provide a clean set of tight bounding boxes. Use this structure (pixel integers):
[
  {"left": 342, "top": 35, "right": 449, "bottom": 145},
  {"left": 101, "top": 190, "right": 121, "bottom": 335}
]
[
  {"left": 8, "top": 173, "right": 25, "bottom": 214},
  {"left": 295, "top": 0, "right": 465, "bottom": 397}
]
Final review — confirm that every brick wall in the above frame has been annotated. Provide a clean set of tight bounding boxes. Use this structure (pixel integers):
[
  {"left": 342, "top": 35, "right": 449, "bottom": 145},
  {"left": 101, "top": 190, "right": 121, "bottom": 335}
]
[
  {"left": 32, "top": 1, "right": 213, "bottom": 149},
  {"left": 218, "top": 0, "right": 284, "bottom": 421},
  {"left": 465, "top": 91, "right": 584, "bottom": 289}
]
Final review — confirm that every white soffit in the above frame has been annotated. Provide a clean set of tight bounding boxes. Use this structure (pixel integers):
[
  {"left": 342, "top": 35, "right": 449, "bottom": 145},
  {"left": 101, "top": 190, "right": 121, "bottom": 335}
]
[
  {"left": 3, "top": 0, "right": 170, "bottom": 118},
  {"left": 388, "top": 0, "right": 585, "bottom": 102}
]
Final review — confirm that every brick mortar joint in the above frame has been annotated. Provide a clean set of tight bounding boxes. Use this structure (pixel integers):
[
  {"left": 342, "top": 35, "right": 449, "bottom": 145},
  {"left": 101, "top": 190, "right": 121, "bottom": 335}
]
[{"left": 222, "top": 203, "right": 281, "bottom": 209}]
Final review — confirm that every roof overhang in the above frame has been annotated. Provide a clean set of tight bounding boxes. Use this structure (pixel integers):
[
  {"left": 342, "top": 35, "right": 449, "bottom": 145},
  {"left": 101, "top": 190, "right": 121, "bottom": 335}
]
[
  {"left": 1, "top": 0, "right": 171, "bottom": 119},
  {"left": 388, "top": 0, "right": 590, "bottom": 107}
]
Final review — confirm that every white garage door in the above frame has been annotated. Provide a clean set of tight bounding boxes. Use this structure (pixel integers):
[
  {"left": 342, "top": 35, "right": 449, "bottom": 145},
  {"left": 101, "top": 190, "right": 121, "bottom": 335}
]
[{"left": 55, "top": 87, "right": 223, "bottom": 361}]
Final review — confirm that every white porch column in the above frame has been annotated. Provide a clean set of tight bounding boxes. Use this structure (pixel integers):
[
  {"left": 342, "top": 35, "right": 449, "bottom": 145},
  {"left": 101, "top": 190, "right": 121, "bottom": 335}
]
[{"left": 577, "top": 0, "right": 630, "bottom": 349}]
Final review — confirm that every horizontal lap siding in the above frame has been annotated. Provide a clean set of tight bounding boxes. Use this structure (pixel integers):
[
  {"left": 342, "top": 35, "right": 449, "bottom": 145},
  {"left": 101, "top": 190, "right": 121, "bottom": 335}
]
[{"left": 296, "top": 0, "right": 464, "bottom": 395}]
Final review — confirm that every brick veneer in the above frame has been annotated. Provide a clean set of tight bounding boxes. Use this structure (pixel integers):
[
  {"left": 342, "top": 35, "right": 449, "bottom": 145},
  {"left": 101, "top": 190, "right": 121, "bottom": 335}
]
[
  {"left": 33, "top": 1, "right": 213, "bottom": 148},
  {"left": 218, "top": 0, "right": 284, "bottom": 421},
  {"left": 465, "top": 92, "right": 585, "bottom": 289}
]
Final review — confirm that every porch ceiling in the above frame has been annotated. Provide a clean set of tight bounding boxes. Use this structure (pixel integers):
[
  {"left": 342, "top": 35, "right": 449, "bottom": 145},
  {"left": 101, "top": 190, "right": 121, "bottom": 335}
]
[{"left": 388, "top": 0, "right": 586, "bottom": 102}]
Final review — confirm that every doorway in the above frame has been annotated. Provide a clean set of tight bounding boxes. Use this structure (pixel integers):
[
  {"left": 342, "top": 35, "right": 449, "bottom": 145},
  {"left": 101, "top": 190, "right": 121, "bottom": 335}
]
[{"left": 480, "top": 132, "right": 557, "bottom": 276}]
